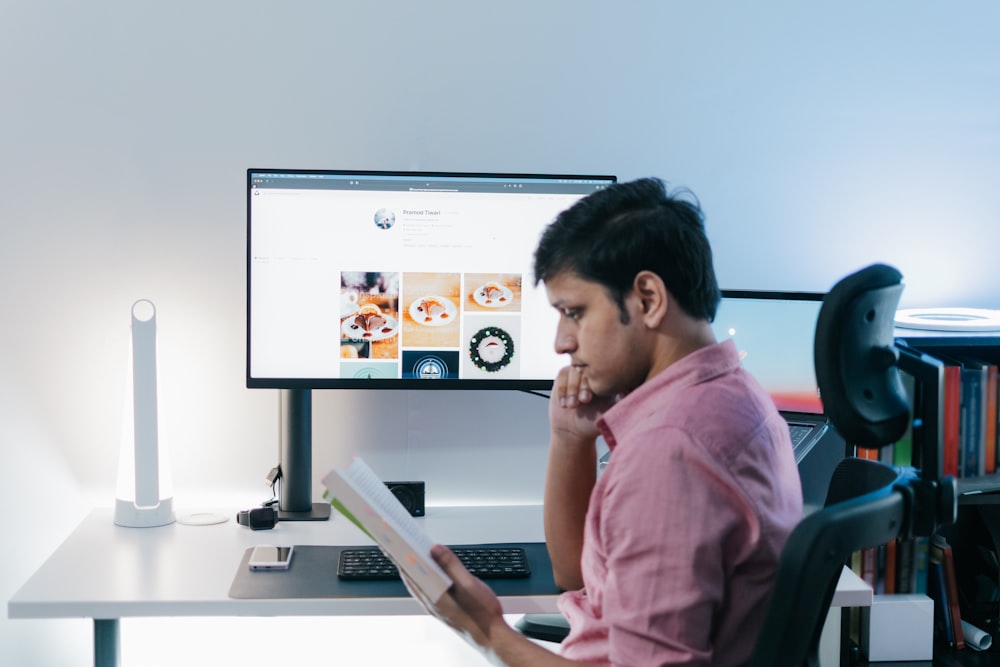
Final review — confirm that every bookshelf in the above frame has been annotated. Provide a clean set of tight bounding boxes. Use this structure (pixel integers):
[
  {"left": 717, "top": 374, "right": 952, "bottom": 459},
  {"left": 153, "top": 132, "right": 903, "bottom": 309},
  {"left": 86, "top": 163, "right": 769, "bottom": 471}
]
[
  {"left": 853, "top": 330, "right": 1000, "bottom": 664},
  {"left": 897, "top": 329, "right": 1000, "bottom": 497}
]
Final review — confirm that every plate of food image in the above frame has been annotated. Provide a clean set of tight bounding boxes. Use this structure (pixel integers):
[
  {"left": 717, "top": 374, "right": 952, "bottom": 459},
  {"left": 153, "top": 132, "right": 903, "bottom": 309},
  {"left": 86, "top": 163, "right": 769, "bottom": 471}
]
[
  {"left": 472, "top": 282, "right": 513, "bottom": 308},
  {"left": 408, "top": 295, "right": 458, "bottom": 326},
  {"left": 341, "top": 303, "right": 399, "bottom": 341}
]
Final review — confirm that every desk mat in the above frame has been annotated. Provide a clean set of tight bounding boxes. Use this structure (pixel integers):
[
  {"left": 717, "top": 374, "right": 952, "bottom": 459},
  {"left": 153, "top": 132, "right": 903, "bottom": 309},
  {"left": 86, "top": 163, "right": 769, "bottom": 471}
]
[{"left": 229, "top": 543, "right": 560, "bottom": 600}]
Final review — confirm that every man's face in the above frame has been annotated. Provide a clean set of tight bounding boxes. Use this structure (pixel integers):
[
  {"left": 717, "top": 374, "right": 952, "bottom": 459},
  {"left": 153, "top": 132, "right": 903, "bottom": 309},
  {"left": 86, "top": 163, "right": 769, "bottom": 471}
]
[{"left": 544, "top": 271, "right": 650, "bottom": 398}]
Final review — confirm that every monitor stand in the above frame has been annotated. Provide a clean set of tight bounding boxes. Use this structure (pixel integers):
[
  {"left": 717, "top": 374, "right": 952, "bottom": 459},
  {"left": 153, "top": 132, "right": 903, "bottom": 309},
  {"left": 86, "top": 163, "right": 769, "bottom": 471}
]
[{"left": 277, "top": 388, "right": 331, "bottom": 521}]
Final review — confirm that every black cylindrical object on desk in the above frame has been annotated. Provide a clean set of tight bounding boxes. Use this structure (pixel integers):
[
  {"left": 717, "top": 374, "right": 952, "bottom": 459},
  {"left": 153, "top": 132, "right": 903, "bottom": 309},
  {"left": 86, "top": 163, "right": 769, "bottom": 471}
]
[{"left": 278, "top": 388, "right": 330, "bottom": 520}]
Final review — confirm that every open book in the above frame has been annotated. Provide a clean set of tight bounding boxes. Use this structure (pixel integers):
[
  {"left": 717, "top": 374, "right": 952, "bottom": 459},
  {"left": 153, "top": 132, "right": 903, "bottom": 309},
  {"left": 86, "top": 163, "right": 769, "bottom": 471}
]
[{"left": 321, "top": 457, "right": 453, "bottom": 602}]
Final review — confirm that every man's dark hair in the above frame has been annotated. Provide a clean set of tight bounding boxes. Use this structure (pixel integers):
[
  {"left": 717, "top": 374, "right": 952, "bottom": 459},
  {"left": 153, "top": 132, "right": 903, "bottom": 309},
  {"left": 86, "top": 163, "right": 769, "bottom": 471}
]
[{"left": 533, "top": 177, "right": 720, "bottom": 323}]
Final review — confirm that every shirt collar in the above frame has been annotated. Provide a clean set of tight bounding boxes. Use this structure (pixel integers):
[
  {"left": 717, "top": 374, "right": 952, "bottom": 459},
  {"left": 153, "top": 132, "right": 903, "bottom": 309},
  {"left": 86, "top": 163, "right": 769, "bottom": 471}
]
[{"left": 597, "top": 338, "right": 742, "bottom": 451}]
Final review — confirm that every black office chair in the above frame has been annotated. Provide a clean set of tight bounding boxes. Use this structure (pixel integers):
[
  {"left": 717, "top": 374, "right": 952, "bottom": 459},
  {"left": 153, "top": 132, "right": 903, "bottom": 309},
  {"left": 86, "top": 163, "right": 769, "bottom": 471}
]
[{"left": 748, "top": 263, "right": 957, "bottom": 667}]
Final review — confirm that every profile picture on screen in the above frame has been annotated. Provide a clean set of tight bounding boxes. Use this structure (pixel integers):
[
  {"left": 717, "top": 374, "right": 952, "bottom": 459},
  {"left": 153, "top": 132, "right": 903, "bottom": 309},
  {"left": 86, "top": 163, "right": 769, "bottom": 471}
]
[{"left": 373, "top": 207, "right": 396, "bottom": 230}]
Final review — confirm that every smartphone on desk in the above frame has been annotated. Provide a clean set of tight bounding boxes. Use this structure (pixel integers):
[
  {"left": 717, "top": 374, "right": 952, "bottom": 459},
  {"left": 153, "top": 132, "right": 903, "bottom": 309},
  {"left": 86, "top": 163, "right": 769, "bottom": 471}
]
[{"left": 248, "top": 545, "right": 294, "bottom": 570}]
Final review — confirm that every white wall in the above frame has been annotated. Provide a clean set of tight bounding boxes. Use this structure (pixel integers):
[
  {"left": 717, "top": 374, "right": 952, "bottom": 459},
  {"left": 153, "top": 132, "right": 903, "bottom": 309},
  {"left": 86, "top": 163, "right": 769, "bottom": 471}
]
[{"left": 3, "top": 2, "right": 999, "bottom": 664}]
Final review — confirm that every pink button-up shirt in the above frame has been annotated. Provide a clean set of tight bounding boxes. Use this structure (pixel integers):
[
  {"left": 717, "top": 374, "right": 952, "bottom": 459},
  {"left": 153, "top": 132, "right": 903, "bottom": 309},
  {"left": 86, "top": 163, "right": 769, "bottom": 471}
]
[{"left": 558, "top": 339, "right": 803, "bottom": 666}]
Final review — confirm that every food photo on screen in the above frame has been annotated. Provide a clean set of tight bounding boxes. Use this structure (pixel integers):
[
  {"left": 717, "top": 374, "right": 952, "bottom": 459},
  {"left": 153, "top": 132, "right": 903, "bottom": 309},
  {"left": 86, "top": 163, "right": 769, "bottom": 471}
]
[
  {"left": 340, "top": 271, "right": 399, "bottom": 359},
  {"left": 465, "top": 272, "right": 522, "bottom": 313}
]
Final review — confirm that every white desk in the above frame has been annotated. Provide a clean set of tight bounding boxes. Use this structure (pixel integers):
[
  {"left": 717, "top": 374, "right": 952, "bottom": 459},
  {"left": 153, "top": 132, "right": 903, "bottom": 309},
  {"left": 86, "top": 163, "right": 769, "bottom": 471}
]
[{"left": 8, "top": 506, "right": 871, "bottom": 667}]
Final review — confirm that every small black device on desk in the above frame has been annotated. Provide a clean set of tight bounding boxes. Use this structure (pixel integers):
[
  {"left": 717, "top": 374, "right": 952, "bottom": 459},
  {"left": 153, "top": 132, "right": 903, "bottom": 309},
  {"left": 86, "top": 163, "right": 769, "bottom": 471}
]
[{"left": 338, "top": 545, "right": 530, "bottom": 580}]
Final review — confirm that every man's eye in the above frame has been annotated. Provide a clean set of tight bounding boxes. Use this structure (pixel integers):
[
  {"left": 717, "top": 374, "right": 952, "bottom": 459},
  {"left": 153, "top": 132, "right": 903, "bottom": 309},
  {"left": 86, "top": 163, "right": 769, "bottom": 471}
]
[{"left": 563, "top": 308, "right": 581, "bottom": 321}]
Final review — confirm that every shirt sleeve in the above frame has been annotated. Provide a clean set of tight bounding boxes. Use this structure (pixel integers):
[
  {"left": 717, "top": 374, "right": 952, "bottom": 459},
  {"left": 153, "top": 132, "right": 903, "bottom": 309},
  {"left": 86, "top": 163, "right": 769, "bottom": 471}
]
[{"left": 597, "top": 427, "right": 757, "bottom": 667}]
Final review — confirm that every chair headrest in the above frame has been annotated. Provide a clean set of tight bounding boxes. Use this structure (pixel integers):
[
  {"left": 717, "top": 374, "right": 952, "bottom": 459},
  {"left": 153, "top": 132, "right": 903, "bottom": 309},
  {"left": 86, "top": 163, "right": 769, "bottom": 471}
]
[{"left": 814, "top": 263, "right": 911, "bottom": 448}]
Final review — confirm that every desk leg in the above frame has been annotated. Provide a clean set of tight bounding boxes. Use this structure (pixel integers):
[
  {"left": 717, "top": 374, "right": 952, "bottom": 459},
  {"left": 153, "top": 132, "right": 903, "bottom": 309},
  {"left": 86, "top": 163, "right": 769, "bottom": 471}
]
[
  {"left": 94, "top": 619, "right": 120, "bottom": 667},
  {"left": 818, "top": 607, "right": 841, "bottom": 667}
]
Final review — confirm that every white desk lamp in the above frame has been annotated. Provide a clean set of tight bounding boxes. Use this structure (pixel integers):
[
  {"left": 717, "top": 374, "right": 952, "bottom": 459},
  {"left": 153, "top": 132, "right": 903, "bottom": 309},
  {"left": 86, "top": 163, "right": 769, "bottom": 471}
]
[{"left": 114, "top": 299, "right": 175, "bottom": 527}]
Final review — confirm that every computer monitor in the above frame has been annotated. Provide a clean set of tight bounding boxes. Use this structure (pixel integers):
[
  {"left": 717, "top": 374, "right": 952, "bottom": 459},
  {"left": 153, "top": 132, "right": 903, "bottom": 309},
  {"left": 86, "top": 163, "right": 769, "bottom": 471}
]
[
  {"left": 712, "top": 290, "right": 825, "bottom": 415},
  {"left": 247, "top": 170, "right": 616, "bottom": 517},
  {"left": 248, "top": 170, "right": 616, "bottom": 389}
]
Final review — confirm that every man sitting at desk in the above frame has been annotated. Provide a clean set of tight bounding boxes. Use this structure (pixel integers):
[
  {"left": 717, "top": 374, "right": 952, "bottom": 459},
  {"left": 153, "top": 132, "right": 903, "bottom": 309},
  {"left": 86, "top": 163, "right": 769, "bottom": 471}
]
[{"left": 407, "top": 177, "right": 804, "bottom": 666}]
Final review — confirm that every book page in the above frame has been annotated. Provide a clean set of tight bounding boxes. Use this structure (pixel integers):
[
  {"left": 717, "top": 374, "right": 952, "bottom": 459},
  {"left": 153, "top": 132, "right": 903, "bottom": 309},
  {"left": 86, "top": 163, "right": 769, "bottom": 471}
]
[
  {"left": 343, "top": 458, "right": 439, "bottom": 556},
  {"left": 321, "top": 457, "right": 452, "bottom": 601}
]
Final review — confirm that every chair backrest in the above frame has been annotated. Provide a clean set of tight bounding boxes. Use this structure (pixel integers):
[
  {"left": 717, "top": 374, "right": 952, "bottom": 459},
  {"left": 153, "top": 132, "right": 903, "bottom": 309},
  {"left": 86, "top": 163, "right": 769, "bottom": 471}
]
[
  {"left": 749, "top": 457, "right": 912, "bottom": 667},
  {"left": 750, "top": 263, "right": 925, "bottom": 667},
  {"left": 812, "top": 263, "right": 910, "bottom": 446}
]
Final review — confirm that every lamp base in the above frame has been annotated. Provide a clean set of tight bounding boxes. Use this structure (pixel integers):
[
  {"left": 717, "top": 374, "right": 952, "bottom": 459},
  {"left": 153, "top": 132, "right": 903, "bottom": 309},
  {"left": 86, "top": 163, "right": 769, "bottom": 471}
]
[{"left": 114, "top": 496, "right": 176, "bottom": 527}]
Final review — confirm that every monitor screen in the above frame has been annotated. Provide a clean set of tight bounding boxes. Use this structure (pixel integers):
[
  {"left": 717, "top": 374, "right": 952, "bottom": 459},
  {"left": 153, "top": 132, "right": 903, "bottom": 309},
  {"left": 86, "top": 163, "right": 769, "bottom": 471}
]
[
  {"left": 247, "top": 170, "right": 616, "bottom": 389},
  {"left": 712, "top": 290, "right": 825, "bottom": 414}
]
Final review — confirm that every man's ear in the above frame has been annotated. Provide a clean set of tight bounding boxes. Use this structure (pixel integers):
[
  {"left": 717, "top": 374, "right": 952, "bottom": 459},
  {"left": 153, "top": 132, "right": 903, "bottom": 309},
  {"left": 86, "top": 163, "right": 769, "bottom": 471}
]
[{"left": 633, "top": 271, "right": 667, "bottom": 326}]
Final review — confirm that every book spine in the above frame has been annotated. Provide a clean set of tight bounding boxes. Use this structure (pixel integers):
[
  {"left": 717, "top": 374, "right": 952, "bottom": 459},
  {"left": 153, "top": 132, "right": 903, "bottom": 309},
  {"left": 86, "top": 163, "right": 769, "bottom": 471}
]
[
  {"left": 962, "top": 367, "right": 983, "bottom": 477},
  {"left": 894, "top": 428, "right": 913, "bottom": 467},
  {"left": 986, "top": 363, "right": 998, "bottom": 475},
  {"left": 930, "top": 538, "right": 965, "bottom": 650},
  {"left": 928, "top": 558, "right": 954, "bottom": 645},
  {"left": 976, "top": 365, "right": 988, "bottom": 476},
  {"left": 883, "top": 539, "right": 897, "bottom": 595},
  {"left": 895, "top": 538, "right": 915, "bottom": 594},
  {"left": 875, "top": 544, "right": 887, "bottom": 595},
  {"left": 861, "top": 546, "right": 878, "bottom": 590},
  {"left": 855, "top": 445, "right": 880, "bottom": 461},
  {"left": 943, "top": 364, "right": 962, "bottom": 478},
  {"left": 940, "top": 541, "right": 966, "bottom": 650},
  {"left": 913, "top": 536, "right": 929, "bottom": 595}
]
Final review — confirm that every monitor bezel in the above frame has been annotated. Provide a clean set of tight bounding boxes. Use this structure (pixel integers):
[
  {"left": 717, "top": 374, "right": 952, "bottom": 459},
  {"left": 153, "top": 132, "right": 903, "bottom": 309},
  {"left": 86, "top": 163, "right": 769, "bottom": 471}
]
[{"left": 246, "top": 168, "right": 617, "bottom": 390}]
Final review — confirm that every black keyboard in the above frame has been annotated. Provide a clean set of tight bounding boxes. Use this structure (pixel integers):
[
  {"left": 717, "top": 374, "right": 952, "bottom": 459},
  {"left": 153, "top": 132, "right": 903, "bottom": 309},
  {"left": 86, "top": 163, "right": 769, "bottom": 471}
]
[{"left": 338, "top": 546, "right": 531, "bottom": 580}]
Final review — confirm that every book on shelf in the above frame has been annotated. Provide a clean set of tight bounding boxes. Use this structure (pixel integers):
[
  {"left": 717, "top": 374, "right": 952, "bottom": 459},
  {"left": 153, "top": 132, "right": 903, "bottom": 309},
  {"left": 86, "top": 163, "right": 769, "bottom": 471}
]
[
  {"left": 928, "top": 558, "right": 954, "bottom": 645},
  {"left": 321, "top": 457, "right": 452, "bottom": 603},
  {"left": 855, "top": 445, "right": 881, "bottom": 462},
  {"left": 929, "top": 534, "right": 965, "bottom": 650},
  {"left": 899, "top": 338, "right": 1000, "bottom": 478},
  {"left": 895, "top": 538, "right": 914, "bottom": 594},
  {"left": 986, "top": 360, "right": 999, "bottom": 476},
  {"left": 913, "top": 536, "right": 930, "bottom": 596},
  {"left": 954, "top": 355, "right": 989, "bottom": 477},
  {"left": 883, "top": 540, "right": 897, "bottom": 595},
  {"left": 854, "top": 537, "right": 924, "bottom": 596},
  {"left": 940, "top": 358, "right": 963, "bottom": 478},
  {"left": 936, "top": 352, "right": 998, "bottom": 478},
  {"left": 959, "top": 356, "right": 999, "bottom": 476},
  {"left": 859, "top": 545, "right": 878, "bottom": 590},
  {"left": 963, "top": 359, "right": 984, "bottom": 477}
]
